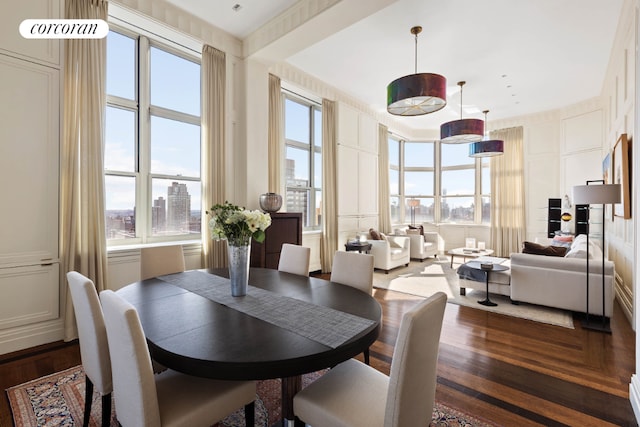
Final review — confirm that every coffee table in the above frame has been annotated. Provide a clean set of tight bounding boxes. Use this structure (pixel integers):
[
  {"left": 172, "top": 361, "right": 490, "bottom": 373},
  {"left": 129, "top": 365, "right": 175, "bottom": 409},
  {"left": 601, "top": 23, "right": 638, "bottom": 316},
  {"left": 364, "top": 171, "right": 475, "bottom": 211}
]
[
  {"left": 448, "top": 247, "right": 494, "bottom": 267},
  {"left": 464, "top": 260, "right": 510, "bottom": 306}
]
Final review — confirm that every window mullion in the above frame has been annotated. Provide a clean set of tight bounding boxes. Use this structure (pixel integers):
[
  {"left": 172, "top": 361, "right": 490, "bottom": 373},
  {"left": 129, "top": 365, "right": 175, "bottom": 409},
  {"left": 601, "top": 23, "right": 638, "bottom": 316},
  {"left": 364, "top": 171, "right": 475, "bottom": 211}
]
[{"left": 138, "top": 35, "right": 151, "bottom": 242}]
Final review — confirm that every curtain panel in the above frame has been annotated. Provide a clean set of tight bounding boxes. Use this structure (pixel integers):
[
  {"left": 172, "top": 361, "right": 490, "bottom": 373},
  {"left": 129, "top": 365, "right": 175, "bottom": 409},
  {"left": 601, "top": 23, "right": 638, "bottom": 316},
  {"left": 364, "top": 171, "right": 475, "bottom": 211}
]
[
  {"left": 321, "top": 99, "right": 337, "bottom": 273},
  {"left": 61, "top": 0, "right": 108, "bottom": 341},
  {"left": 201, "top": 45, "right": 227, "bottom": 268},
  {"left": 268, "top": 74, "right": 283, "bottom": 194},
  {"left": 378, "top": 124, "right": 391, "bottom": 234},
  {"left": 490, "top": 126, "right": 525, "bottom": 257}
]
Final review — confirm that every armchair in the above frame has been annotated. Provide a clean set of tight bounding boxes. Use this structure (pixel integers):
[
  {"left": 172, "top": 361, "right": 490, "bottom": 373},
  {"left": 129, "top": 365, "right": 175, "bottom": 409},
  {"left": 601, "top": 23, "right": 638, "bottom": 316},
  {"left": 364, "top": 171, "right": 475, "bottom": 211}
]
[
  {"left": 408, "top": 231, "right": 439, "bottom": 261},
  {"left": 367, "top": 235, "right": 410, "bottom": 274}
]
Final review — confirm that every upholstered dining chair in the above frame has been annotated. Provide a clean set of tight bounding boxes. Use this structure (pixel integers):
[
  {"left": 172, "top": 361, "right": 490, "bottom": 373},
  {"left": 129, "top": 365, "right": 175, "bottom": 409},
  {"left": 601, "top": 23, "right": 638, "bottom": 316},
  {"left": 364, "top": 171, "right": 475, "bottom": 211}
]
[
  {"left": 100, "top": 290, "right": 257, "bottom": 427},
  {"left": 330, "top": 250, "right": 375, "bottom": 363},
  {"left": 140, "top": 245, "right": 186, "bottom": 280},
  {"left": 293, "top": 291, "right": 447, "bottom": 427},
  {"left": 66, "top": 271, "right": 112, "bottom": 427},
  {"left": 278, "top": 243, "right": 311, "bottom": 276}
]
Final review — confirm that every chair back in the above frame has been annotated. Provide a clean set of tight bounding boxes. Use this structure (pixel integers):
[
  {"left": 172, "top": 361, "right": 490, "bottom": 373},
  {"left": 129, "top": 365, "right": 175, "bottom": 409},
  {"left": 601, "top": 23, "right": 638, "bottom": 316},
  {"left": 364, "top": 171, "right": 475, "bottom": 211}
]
[
  {"left": 330, "top": 251, "right": 374, "bottom": 294},
  {"left": 140, "top": 245, "right": 186, "bottom": 280},
  {"left": 384, "top": 292, "right": 447, "bottom": 427},
  {"left": 66, "top": 272, "right": 112, "bottom": 395},
  {"left": 278, "top": 243, "right": 311, "bottom": 276},
  {"left": 100, "top": 290, "right": 162, "bottom": 427}
]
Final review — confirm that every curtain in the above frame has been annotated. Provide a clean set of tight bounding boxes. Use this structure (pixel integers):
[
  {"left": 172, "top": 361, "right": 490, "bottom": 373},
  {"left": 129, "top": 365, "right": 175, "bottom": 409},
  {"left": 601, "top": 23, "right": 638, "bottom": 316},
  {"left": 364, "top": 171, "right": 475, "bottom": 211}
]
[
  {"left": 490, "top": 126, "right": 525, "bottom": 257},
  {"left": 201, "top": 45, "right": 227, "bottom": 268},
  {"left": 61, "top": 0, "right": 108, "bottom": 341},
  {"left": 321, "top": 99, "right": 337, "bottom": 273},
  {"left": 377, "top": 124, "right": 391, "bottom": 234},
  {"left": 268, "top": 74, "right": 283, "bottom": 194}
]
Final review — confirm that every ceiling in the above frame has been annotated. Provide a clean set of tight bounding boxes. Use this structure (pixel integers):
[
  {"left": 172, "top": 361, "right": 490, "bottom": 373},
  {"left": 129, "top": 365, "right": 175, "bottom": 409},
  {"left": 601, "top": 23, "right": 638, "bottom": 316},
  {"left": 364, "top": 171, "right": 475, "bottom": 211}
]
[{"left": 168, "top": 0, "right": 624, "bottom": 134}]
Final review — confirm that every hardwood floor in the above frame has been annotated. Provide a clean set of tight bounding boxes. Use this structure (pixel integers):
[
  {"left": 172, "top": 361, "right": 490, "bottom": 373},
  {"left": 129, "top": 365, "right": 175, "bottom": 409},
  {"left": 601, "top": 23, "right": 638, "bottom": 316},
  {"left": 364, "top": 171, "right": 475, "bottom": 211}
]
[{"left": 1, "top": 286, "right": 637, "bottom": 426}]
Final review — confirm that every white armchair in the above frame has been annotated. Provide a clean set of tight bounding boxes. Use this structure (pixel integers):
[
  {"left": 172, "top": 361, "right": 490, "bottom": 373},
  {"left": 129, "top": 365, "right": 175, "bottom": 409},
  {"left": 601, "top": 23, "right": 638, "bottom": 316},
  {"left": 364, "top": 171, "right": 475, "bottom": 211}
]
[
  {"left": 408, "top": 231, "right": 439, "bottom": 261},
  {"left": 367, "top": 235, "right": 410, "bottom": 274}
]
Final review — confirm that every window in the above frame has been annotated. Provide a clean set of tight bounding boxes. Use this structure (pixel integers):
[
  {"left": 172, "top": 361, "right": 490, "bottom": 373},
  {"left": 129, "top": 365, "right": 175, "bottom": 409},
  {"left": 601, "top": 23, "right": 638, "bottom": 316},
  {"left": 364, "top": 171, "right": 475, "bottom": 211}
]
[
  {"left": 105, "top": 29, "right": 201, "bottom": 244},
  {"left": 390, "top": 138, "right": 490, "bottom": 225},
  {"left": 404, "top": 141, "right": 435, "bottom": 224},
  {"left": 284, "top": 94, "right": 322, "bottom": 230}
]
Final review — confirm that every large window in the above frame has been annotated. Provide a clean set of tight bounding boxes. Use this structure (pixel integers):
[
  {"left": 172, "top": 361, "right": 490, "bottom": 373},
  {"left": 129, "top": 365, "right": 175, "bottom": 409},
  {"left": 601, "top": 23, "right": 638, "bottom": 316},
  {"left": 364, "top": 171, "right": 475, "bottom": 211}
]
[
  {"left": 391, "top": 139, "right": 490, "bottom": 225},
  {"left": 105, "top": 29, "right": 202, "bottom": 244},
  {"left": 284, "top": 94, "right": 322, "bottom": 230}
]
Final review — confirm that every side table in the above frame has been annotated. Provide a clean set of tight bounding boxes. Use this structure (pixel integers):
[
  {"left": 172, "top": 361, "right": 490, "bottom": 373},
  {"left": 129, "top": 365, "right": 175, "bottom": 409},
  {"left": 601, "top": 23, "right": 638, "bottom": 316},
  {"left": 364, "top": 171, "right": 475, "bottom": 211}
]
[
  {"left": 345, "top": 241, "right": 372, "bottom": 254},
  {"left": 464, "top": 261, "right": 510, "bottom": 307}
]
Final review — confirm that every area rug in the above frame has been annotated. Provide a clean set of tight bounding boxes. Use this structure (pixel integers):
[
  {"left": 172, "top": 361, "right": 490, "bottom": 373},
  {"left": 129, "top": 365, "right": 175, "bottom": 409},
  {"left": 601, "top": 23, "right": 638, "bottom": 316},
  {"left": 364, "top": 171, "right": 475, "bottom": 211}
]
[
  {"left": 373, "top": 258, "right": 575, "bottom": 329},
  {"left": 7, "top": 365, "right": 497, "bottom": 427}
]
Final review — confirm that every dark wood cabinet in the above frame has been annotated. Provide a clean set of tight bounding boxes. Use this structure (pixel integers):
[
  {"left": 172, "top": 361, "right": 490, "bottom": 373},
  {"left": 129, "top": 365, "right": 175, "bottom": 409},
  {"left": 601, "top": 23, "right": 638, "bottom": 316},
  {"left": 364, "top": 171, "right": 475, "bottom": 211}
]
[
  {"left": 547, "top": 198, "right": 561, "bottom": 238},
  {"left": 575, "top": 204, "right": 589, "bottom": 235},
  {"left": 250, "top": 212, "right": 303, "bottom": 269}
]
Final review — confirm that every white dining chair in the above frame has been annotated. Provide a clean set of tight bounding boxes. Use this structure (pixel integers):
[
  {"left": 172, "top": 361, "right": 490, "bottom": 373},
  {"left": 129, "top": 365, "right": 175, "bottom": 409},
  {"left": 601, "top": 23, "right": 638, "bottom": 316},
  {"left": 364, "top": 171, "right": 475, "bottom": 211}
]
[
  {"left": 278, "top": 243, "right": 311, "bottom": 276},
  {"left": 330, "top": 250, "right": 375, "bottom": 363},
  {"left": 140, "top": 245, "right": 186, "bottom": 280},
  {"left": 100, "top": 290, "right": 257, "bottom": 427},
  {"left": 294, "top": 291, "right": 447, "bottom": 427},
  {"left": 66, "top": 272, "right": 112, "bottom": 427}
]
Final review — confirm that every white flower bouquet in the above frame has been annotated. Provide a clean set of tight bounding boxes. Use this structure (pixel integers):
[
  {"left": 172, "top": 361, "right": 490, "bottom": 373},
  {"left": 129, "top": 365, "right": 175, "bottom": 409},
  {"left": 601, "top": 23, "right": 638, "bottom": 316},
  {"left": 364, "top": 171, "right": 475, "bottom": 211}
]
[{"left": 208, "top": 201, "right": 271, "bottom": 246}]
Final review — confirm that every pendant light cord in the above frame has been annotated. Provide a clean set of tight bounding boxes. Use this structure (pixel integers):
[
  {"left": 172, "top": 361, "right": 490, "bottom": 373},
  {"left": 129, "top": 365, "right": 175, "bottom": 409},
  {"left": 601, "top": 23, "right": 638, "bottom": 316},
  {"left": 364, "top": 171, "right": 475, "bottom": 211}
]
[{"left": 414, "top": 31, "right": 418, "bottom": 74}]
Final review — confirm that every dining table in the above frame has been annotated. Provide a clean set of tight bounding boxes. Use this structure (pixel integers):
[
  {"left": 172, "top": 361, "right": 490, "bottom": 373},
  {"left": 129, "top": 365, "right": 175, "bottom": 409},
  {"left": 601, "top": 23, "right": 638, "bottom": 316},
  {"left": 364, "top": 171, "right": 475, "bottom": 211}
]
[{"left": 116, "top": 267, "right": 382, "bottom": 427}]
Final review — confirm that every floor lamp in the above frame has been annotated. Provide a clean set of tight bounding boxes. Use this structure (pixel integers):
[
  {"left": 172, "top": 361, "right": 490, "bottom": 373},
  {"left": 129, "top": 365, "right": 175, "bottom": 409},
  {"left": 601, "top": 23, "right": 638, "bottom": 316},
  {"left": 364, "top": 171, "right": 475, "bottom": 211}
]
[{"left": 572, "top": 180, "right": 620, "bottom": 333}]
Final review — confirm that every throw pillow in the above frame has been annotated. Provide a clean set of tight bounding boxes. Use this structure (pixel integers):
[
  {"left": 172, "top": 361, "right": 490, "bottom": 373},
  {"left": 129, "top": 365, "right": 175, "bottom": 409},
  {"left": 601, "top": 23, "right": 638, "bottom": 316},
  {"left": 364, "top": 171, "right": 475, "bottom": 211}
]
[
  {"left": 388, "top": 239, "right": 402, "bottom": 249},
  {"left": 369, "top": 228, "right": 382, "bottom": 240},
  {"left": 408, "top": 224, "right": 424, "bottom": 235},
  {"left": 522, "top": 241, "right": 567, "bottom": 257}
]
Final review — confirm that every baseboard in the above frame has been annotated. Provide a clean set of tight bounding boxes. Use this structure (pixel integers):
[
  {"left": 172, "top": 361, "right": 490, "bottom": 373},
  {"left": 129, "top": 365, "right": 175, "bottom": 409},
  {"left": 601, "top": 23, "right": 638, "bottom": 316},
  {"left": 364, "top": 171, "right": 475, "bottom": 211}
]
[{"left": 629, "top": 374, "right": 640, "bottom": 424}]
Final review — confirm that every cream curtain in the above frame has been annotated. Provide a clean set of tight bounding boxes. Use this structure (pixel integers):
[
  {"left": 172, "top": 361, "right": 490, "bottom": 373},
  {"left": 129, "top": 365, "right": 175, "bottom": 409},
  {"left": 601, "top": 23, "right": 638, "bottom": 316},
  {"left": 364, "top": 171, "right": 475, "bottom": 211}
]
[
  {"left": 61, "top": 0, "right": 108, "bottom": 341},
  {"left": 378, "top": 124, "right": 392, "bottom": 234},
  {"left": 268, "top": 74, "right": 283, "bottom": 194},
  {"left": 321, "top": 99, "right": 337, "bottom": 273},
  {"left": 490, "top": 126, "right": 525, "bottom": 257},
  {"left": 201, "top": 45, "right": 227, "bottom": 268}
]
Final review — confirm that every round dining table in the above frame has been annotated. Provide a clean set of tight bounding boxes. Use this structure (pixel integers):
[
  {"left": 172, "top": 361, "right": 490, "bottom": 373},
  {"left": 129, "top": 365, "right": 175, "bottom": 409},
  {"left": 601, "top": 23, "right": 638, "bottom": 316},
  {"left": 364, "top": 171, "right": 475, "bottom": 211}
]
[{"left": 117, "top": 267, "right": 382, "bottom": 427}]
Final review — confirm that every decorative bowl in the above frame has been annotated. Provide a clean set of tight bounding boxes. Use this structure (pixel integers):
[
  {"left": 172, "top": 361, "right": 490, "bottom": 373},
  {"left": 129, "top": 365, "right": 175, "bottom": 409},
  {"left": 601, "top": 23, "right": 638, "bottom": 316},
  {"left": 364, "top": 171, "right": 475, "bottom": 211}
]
[{"left": 259, "top": 193, "right": 283, "bottom": 213}]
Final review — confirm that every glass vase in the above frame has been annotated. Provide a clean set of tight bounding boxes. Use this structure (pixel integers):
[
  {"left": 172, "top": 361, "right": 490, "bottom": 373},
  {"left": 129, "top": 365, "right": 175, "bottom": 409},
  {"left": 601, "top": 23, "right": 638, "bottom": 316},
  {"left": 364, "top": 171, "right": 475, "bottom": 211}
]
[{"left": 227, "top": 239, "right": 251, "bottom": 297}]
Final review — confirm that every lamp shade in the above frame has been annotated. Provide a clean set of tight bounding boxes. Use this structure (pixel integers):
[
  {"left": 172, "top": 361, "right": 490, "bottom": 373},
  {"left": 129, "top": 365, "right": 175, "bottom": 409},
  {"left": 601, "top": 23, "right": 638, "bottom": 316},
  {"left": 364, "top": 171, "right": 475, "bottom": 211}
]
[
  {"left": 387, "top": 73, "right": 447, "bottom": 116},
  {"left": 440, "top": 118, "right": 484, "bottom": 143},
  {"left": 572, "top": 183, "right": 621, "bottom": 204},
  {"left": 469, "top": 139, "right": 504, "bottom": 157}
]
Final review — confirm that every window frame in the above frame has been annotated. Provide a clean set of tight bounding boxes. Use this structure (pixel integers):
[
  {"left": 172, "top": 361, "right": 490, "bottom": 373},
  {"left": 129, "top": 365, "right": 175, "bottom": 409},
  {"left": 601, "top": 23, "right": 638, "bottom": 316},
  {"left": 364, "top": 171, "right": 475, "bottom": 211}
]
[
  {"left": 104, "top": 25, "right": 202, "bottom": 246},
  {"left": 283, "top": 92, "right": 322, "bottom": 231},
  {"left": 391, "top": 137, "right": 490, "bottom": 225}
]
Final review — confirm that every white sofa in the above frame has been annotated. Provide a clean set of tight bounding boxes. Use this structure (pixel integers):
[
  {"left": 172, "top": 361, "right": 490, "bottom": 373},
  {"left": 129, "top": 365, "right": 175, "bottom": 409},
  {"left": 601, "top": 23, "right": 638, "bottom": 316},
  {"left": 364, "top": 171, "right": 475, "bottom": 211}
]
[
  {"left": 367, "top": 235, "right": 410, "bottom": 274},
  {"left": 407, "top": 231, "right": 439, "bottom": 261},
  {"left": 456, "top": 235, "right": 615, "bottom": 318},
  {"left": 510, "top": 252, "right": 614, "bottom": 317}
]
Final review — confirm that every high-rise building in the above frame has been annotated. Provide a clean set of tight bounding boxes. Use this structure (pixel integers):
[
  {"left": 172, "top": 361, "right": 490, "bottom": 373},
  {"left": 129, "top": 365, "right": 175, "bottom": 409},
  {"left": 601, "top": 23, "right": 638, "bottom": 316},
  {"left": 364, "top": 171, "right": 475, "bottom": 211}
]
[
  {"left": 167, "top": 182, "right": 190, "bottom": 233},
  {"left": 152, "top": 196, "right": 166, "bottom": 232}
]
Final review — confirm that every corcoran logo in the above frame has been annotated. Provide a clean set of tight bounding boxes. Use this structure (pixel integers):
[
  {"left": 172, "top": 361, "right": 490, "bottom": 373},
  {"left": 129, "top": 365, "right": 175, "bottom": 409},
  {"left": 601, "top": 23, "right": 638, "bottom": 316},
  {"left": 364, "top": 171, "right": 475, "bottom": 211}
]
[{"left": 19, "top": 19, "right": 109, "bottom": 39}]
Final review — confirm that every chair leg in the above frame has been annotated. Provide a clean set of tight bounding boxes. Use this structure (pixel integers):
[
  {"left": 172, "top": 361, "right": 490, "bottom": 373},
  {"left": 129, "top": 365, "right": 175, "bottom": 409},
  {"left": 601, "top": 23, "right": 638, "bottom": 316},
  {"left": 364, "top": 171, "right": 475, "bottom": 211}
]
[
  {"left": 83, "top": 376, "right": 94, "bottom": 427},
  {"left": 364, "top": 348, "right": 370, "bottom": 365},
  {"left": 244, "top": 401, "right": 255, "bottom": 426},
  {"left": 101, "top": 393, "right": 112, "bottom": 427}
]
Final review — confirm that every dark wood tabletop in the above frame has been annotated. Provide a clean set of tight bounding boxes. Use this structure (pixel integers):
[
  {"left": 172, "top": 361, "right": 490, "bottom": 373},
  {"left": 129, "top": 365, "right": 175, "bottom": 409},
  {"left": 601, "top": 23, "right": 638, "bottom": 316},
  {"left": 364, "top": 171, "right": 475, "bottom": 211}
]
[{"left": 117, "top": 267, "right": 382, "bottom": 425}]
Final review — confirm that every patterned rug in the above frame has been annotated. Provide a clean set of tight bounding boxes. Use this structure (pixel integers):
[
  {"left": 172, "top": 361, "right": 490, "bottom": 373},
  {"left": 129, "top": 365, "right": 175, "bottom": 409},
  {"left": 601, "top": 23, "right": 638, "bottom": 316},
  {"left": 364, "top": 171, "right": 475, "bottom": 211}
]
[{"left": 7, "top": 365, "right": 497, "bottom": 427}]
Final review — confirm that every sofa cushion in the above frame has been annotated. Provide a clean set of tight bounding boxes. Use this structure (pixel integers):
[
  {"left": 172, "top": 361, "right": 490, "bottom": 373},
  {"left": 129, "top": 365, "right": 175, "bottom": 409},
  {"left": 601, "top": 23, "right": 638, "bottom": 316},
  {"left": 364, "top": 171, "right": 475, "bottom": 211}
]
[
  {"left": 522, "top": 241, "right": 567, "bottom": 257},
  {"left": 565, "top": 234, "right": 602, "bottom": 259}
]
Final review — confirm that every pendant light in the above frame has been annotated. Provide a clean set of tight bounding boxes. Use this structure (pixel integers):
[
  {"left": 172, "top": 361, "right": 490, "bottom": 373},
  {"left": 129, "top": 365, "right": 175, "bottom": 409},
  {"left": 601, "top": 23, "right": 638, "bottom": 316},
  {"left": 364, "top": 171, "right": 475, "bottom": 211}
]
[
  {"left": 469, "top": 110, "right": 504, "bottom": 157},
  {"left": 440, "top": 81, "right": 484, "bottom": 143},
  {"left": 387, "top": 26, "right": 447, "bottom": 116}
]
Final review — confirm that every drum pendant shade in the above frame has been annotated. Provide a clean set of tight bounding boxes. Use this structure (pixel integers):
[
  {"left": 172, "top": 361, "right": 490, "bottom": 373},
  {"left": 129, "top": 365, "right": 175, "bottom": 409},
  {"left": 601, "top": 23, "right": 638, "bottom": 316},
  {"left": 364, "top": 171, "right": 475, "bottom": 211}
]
[
  {"left": 440, "top": 81, "right": 484, "bottom": 143},
  {"left": 387, "top": 26, "right": 446, "bottom": 116}
]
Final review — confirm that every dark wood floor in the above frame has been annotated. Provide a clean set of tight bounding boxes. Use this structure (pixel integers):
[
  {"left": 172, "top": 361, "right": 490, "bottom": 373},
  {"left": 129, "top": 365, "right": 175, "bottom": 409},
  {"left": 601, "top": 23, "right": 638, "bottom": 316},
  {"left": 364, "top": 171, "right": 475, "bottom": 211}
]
[{"left": 0, "top": 286, "right": 637, "bottom": 426}]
